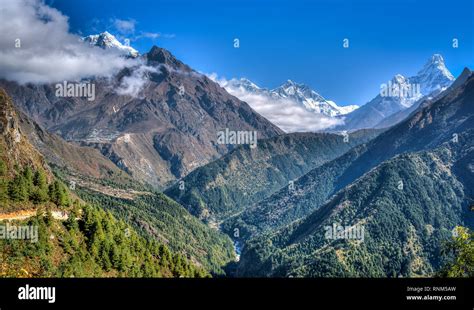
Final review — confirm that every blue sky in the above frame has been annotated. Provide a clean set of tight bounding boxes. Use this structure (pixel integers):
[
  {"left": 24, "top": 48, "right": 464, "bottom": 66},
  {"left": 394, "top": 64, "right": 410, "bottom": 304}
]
[{"left": 51, "top": 0, "right": 473, "bottom": 106}]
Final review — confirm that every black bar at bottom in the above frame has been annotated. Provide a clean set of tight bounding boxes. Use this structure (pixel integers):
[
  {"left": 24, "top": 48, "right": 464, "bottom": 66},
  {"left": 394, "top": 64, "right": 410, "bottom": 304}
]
[{"left": 0, "top": 278, "right": 472, "bottom": 309}]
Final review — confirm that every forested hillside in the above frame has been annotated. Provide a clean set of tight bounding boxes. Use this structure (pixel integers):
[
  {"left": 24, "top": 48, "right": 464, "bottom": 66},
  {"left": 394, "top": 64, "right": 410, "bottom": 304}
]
[
  {"left": 237, "top": 138, "right": 473, "bottom": 277},
  {"left": 74, "top": 182, "right": 235, "bottom": 274},
  {"left": 225, "top": 70, "right": 474, "bottom": 242},
  {"left": 0, "top": 162, "right": 207, "bottom": 277},
  {"left": 166, "top": 130, "right": 381, "bottom": 222},
  {"left": 0, "top": 89, "right": 208, "bottom": 278}
]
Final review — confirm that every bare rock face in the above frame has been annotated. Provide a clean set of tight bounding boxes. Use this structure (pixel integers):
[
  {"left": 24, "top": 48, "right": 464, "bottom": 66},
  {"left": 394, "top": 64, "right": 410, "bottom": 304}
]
[
  {"left": 0, "top": 45, "right": 283, "bottom": 188},
  {"left": 0, "top": 89, "right": 51, "bottom": 179}
]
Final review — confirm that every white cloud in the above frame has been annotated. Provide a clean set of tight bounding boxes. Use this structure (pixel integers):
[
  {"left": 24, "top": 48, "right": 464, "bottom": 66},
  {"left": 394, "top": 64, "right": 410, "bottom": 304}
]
[
  {"left": 134, "top": 32, "right": 176, "bottom": 41},
  {"left": 0, "top": 0, "right": 139, "bottom": 84},
  {"left": 113, "top": 18, "right": 136, "bottom": 34},
  {"left": 208, "top": 74, "right": 343, "bottom": 132},
  {"left": 137, "top": 32, "right": 161, "bottom": 39},
  {"left": 116, "top": 65, "right": 158, "bottom": 97}
]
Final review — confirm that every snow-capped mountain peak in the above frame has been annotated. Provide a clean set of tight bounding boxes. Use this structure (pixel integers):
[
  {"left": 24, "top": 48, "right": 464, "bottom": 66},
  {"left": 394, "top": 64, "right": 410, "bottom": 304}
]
[
  {"left": 83, "top": 32, "right": 139, "bottom": 58},
  {"left": 227, "top": 78, "right": 262, "bottom": 93},
  {"left": 280, "top": 80, "right": 312, "bottom": 92},
  {"left": 273, "top": 80, "right": 324, "bottom": 102},
  {"left": 391, "top": 74, "right": 407, "bottom": 84},
  {"left": 341, "top": 54, "right": 455, "bottom": 131},
  {"left": 222, "top": 77, "right": 358, "bottom": 117},
  {"left": 412, "top": 53, "right": 455, "bottom": 94},
  {"left": 419, "top": 54, "right": 451, "bottom": 76},
  {"left": 269, "top": 80, "right": 357, "bottom": 116},
  {"left": 379, "top": 54, "right": 455, "bottom": 107},
  {"left": 279, "top": 79, "right": 307, "bottom": 91}
]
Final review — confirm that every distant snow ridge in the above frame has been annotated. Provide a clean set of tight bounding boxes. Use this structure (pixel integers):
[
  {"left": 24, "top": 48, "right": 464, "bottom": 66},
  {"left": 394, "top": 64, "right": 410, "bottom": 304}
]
[
  {"left": 340, "top": 53, "right": 455, "bottom": 131},
  {"left": 83, "top": 32, "right": 139, "bottom": 58},
  {"left": 270, "top": 80, "right": 359, "bottom": 116},
  {"left": 225, "top": 78, "right": 358, "bottom": 117}
]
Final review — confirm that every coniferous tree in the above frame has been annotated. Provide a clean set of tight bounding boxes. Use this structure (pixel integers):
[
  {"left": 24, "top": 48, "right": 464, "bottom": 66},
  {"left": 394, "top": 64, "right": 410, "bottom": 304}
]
[
  {"left": 32, "top": 170, "right": 49, "bottom": 204},
  {"left": 440, "top": 227, "right": 474, "bottom": 277},
  {"left": 8, "top": 174, "right": 28, "bottom": 202},
  {"left": 49, "top": 180, "right": 70, "bottom": 207},
  {"left": 23, "top": 166, "right": 34, "bottom": 194},
  {"left": 0, "top": 178, "right": 8, "bottom": 204},
  {"left": 0, "top": 159, "right": 8, "bottom": 204}
]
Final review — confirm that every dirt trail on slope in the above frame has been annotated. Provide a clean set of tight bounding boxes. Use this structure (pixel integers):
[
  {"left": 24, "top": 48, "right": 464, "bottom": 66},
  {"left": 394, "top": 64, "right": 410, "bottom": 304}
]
[{"left": 0, "top": 209, "right": 69, "bottom": 221}]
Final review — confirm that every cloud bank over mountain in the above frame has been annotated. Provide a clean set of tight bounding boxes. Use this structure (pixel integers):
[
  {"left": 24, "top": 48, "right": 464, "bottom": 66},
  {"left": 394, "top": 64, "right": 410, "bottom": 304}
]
[
  {"left": 208, "top": 74, "right": 344, "bottom": 132},
  {"left": 0, "top": 0, "right": 138, "bottom": 84}
]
